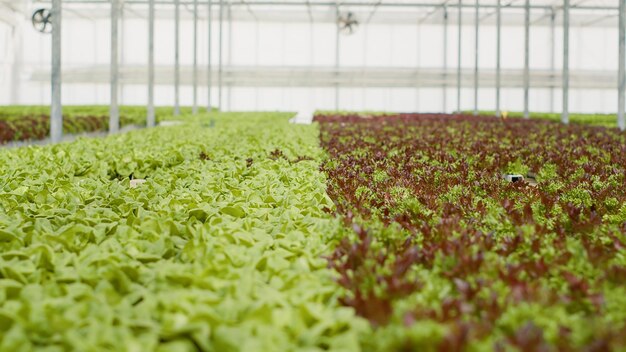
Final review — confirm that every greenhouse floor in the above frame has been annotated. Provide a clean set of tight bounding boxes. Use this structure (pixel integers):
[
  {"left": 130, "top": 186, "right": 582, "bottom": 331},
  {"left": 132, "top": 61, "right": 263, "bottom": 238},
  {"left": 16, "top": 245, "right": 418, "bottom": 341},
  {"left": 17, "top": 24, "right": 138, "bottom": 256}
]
[{"left": 0, "top": 112, "right": 625, "bottom": 351}]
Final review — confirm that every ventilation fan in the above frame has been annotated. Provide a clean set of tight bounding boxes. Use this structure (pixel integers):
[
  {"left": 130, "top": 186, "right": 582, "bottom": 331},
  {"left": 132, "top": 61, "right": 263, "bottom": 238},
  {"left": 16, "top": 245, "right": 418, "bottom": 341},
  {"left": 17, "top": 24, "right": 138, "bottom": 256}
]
[
  {"left": 32, "top": 9, "right": 53, "bottom": 34},
  {"left": 338, "top": 12, "right": 358, "bottom": 35}
]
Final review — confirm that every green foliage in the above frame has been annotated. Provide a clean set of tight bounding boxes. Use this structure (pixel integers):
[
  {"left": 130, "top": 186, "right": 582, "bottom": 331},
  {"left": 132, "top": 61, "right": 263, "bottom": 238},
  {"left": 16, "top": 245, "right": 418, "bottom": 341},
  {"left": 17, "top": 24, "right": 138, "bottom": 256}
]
[
  {"left": 0, "top": 105, "right": 213, "bottom": 143},
  {"left": 465, "top": 110, "right": 620, "bottom": 127},
  {"left": 317, "top": 113, "right": 626, "bottom": 351},
  {"left": 0, "top": 112, "right": 368, "bottom": 351}
]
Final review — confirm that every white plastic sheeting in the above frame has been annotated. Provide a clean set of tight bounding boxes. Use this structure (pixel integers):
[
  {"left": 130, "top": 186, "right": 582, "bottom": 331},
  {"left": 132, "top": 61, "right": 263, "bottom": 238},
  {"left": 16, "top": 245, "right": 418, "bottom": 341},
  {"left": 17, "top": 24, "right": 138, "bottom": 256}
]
[{"left": 0, "top": 1, "right": 623, "bottom": 114}]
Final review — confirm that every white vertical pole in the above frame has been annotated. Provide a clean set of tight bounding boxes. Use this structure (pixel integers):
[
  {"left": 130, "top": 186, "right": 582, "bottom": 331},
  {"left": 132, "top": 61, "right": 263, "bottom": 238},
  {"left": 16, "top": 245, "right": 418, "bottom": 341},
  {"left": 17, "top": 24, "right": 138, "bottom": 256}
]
[
  {"left": 193, "top": 0, "right": 199, "bottom": 114},
  {"left": 147, "top": 0, "right": 155, "bottom": 127},
  {"left": 110, "top": 0, "right": 119, "bottom": 133},
  {"left": 335, "top": 6, "right": 340, "bottom": 111},
  {"left": 562, "top": 0, "right": 569, "bottom": 124},
  {"left": 550, "top": 9, "right": 556, "bottom": 113},
  {"left": 473, "top": 0, "right": 478, "bottom": 116},
  {"left": 227, "top": 1, "right": 232, "bottom": 111},
  {"left": 174, "top": 0, "right": 180, "bottom": 116},
  {"left": 495, "top": 0, "right": 501, "bottom": 117},
  {"left": 523, "top": 0, "right": 530, "bottom": 119},
  {"left": 51, "top": 0, "right": 63, "bottom": 143},
  {"left": 120, "top": 5, "right": 125, "bottom": 106},
  {"left": 618, "top": 0, "right": 625, "bottom": 130},
  {"left": 442, "top": 6, "right": 448, "bottom": 112},
  {"left": 208, "top": 0, "right": 213, "bottom": 111},
  {"left": 456, "top": 0, "right": 462, "bottom": 113},
  {"left": 218, "top": 0, "right": 223, "bottom": 111}
]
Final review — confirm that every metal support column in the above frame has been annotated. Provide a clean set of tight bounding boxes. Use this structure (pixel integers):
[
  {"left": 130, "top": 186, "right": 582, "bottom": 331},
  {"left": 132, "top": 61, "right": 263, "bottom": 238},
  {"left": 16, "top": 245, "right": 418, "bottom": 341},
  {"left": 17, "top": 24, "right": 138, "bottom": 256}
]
[
  {"left": 218, "top": 0, "right": 223, "bottom": 111},
  {"left": 473, "top": 0, "right": 478, "bottom": 116},
  {"left": 523, "top": 0, "right": 530, "bottom": 119},
  {"left": 562, "top": 0, "right": 569, "bottom": 124},
  {"left": 550, "top": 8, "right": 556, "bottom": 113},
  {"left": 335, "top": 5, "right": 340, "bottom": 111},
  {"left": 619, "top": 0, "right": 625, "bottom": 130},
  {"left": 227, "top": 0, "right": 232, "bottom": 111},
  {"left": 208, "top": 0, "right": 213, "bottom": 111},
  {"left": 495, "top": 0, "right": 501, "bottom": 117},
  {"left": 147, "top": 0, "right": 155, "bottom": 127},
  {"left": 110, "top": 0, "right": 119, "bottom": 133},
  {"left": 174, "top": 0, "right": 180, "bottom": 116},
  {"left": 51, "top": 0, "right": 62, "bottom": 143},
  {"left": 442, "top": 6, "right": 448, "bottom": 112},
  {"left": 456, "top": 0, "right": 462, "bottom": 113},
  {"left": 193, "top": 0, "right": 199, "bottom": 114}
]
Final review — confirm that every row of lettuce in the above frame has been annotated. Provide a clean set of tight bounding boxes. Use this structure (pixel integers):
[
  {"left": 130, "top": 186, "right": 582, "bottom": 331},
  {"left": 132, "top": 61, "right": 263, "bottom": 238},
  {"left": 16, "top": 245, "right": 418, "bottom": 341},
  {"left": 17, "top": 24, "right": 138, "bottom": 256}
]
[
  {"left": 468, "top": 110, "right": 620, "bottom": 127},
  {"left": 0, "top": 105, "right": 621, "bottom": 144},
  {"left": 0, "top": 113, "right": 369, "bottom": 351},
  {"left": 0, "top": 106, "right": 204, "bottom": 143},
  {"left": 2, "top": 110, "right": 625, "bottom": 350},
  {"left": 314, "top": 113, "right": 626, "bottom": 350}
]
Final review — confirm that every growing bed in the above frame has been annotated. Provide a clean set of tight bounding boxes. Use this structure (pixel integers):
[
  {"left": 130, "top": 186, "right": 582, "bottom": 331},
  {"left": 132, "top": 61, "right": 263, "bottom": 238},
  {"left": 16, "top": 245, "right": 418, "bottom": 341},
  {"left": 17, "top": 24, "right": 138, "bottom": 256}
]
[
  {"left": 0, "top": 111, "right": 625, "bottom": 351},
  {"left": 316, "top": 113, "right": 626, "bottom": 350},
  {"left": 0, "top": 106, "right": 205, "bottom": 144}
]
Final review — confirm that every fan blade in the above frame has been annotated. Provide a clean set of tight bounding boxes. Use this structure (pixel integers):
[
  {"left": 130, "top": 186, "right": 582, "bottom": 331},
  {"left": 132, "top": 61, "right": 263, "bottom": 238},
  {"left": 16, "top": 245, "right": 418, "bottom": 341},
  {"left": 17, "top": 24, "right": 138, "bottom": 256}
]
[{"left": 33, "top": 12, "right": 43, "bottom": 23}]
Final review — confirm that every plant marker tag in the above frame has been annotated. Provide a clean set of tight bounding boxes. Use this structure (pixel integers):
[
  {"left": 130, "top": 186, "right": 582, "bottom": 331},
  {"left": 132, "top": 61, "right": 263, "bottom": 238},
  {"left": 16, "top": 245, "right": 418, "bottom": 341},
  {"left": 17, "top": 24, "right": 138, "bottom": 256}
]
[
  {"left": 503, "top": 174, "right": 524, "bottom": 183},
  {"left": 130, "top": 179, "right": 146, "bottom": 188}
]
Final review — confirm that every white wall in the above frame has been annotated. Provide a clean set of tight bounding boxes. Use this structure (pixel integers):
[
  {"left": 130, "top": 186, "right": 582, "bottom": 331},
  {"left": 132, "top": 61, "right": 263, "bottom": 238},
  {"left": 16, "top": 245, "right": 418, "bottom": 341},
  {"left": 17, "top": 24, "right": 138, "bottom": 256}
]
[{"left": 0, "top": 11, "right": 621, "bottom": 114}]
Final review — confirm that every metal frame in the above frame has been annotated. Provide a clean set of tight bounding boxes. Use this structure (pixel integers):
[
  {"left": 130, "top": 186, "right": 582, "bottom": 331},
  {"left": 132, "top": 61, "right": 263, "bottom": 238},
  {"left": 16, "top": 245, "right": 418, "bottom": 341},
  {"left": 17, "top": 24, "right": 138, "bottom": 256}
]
[
  {"left": 193, "top": 0, "right": 199, "bottom": 114},
  {"left": 523, "top": 0, "right": 529, "bottom": 119},
  {"left": 174, "top": 0, "right": 180, "bottom": 115},
  {"left": 473, "top": 0, "right": 478, "bottom": 116},
  {"left": 34, "top": 1, "right": 619, "bottom": 11},
  {"left": 218, "top": 0, "right": 223, "bottom": 111},
  {"left": 38, "top": 0, "right": 626, "bottom": 141},
  {"left": 442, "top": 5, "right": 447, "bottom": 112},
  {"left": 208, "top": 0, "right": 213, "bottom": 111},
  {"left": 456, "top": 0, "right": 461, "bottom": 113},
  {"left": 334, "top": 3, "right": 340, "bottom": 111},
  {"left": 495, "top": 0, "right": 501, "bottom": 117},
  {"left": 50, "top": 0, "right": 62, "bottom": 143},
  {"left": 110, "top": 0, "right": 119, "bottom": 133},
  {"left": 227, "top": 0, "right": 232, "bottom": 111},
  {"left": 562, "top": 0, "right": 569, "bottom": 124},
  {"left": 549, "top": 7, "right": 555, "bottom": 113},
  {"left": 619, "top": 0, "right": 625, "bottom": 130},
  {"left": 147, "top": 0, "right": 155, "bottom": 127}
]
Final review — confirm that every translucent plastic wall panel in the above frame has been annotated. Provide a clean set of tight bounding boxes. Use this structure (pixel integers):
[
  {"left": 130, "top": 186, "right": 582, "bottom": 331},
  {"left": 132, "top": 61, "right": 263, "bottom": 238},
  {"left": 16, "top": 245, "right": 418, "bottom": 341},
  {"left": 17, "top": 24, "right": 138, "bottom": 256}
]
[
  {"left": 413, "top": 88, "right": 443, "bottom": 112},
  {"left": 418, "top": 26, "right": 445, "bottom": 69},
  {"left": 256, "top": 22, "right": 335, "bottom": 66},
  {"left": 0, "top": 12, "right": 623, "bottom": 114},
  {"left": 0, "top": 24, "right": 11, "bottom": 105},
  {"left": 122, "top": 19, "right": 148, "bottom": 65},
  {"left": 500, "top": 25, "right": 525, "bottom": 69},
  {"left": 572, "top": 26, "right": 617, "bottom": 70}
]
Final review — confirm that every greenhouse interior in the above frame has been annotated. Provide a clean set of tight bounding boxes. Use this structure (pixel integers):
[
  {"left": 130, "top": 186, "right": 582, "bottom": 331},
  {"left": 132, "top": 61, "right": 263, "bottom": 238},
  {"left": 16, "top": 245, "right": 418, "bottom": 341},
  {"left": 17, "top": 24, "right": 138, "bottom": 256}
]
[{"left": 1, "top": 0, "right": 626, "bottom": 350}]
